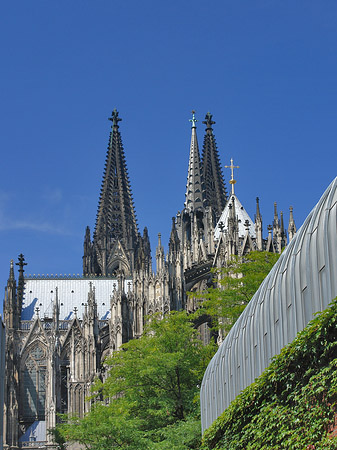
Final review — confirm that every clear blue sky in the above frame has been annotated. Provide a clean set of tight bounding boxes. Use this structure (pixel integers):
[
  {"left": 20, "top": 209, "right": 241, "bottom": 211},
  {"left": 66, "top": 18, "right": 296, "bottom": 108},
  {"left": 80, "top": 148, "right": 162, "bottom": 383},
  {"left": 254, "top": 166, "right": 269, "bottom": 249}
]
[{"left": 1, "top": 1, "right": 336, "bottom": 310}]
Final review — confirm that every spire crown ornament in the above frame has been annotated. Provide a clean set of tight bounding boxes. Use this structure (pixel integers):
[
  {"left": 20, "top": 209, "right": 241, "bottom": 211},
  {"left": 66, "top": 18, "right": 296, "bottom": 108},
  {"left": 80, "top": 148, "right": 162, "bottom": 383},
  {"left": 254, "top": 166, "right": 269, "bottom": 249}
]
[
  {"left": 109, "top": 109, "right": 122, "bottom": 128},
  {"left": 225, "top": 158, "right": 240, "bottom": 195},
  {"left": 203, "top": 112, "right": 215, "bottom": 130},
  {"left": 189, "top": 110, "right": 198, "bottom": 129}
]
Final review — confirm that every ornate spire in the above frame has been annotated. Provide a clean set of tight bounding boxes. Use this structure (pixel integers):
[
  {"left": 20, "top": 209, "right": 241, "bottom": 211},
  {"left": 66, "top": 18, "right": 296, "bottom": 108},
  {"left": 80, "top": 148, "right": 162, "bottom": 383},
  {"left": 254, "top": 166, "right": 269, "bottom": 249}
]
[
  {"left": 255, "top": 197, "right": 263, "bottom": 251},
  {"left": 255, "top": 197, "right": 262, "bottom": 221},
  {"left": 53, "top": 287, "right": 60, "bottom": 331},
  {"left": 16, "top": 253, "right": 27, "bottom": 311},
  {"left": 184, "top": 111, "right": 205, "bottom": 211},
  {"left": 9, "top": 259, "right": 15, "bottom": 281},
  {"left": 156, "top": 233, "right": 165, "bottom": 273},
  {"left": 91, "top": 110, "right": 138, "bottom": 276},
  {"left": 4, "top": 259, "right": 17, "bottom": 329},
  {"left": 280, "top": 211, "right": 285, "bottom": 234},
  {"left": 273, "top": 202, "right": 280, "bottom": 228},
  {"left": 280, "top": 211, "right": 287, "bottom": 250},
  {"left": 201, "top": 112, "right": 227, "bottom": 220},
  {"left": 288, "top": 206, "right": 297, "bottom": 242}
]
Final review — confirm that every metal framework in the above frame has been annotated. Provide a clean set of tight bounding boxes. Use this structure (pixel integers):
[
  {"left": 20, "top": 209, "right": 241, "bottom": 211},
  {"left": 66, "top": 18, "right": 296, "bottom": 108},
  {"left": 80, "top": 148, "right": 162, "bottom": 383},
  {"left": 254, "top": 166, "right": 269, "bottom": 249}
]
[{"left": 201, "top": 177, "right": 337, "bottom": 432}]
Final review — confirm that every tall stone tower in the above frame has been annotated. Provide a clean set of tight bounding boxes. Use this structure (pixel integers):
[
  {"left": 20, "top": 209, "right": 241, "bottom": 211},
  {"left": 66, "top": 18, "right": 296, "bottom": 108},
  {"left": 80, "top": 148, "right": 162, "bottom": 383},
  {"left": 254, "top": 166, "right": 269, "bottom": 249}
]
[{"left": 83, "top": 109, "right": 150, "bottom": 278}]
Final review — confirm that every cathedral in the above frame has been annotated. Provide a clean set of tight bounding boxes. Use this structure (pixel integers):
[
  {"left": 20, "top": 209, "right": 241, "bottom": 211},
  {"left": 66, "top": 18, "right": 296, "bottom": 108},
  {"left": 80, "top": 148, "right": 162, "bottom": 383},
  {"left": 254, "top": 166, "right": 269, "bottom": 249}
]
[{"left": 2, "top": 109, "right": 296, "bottom": 449}]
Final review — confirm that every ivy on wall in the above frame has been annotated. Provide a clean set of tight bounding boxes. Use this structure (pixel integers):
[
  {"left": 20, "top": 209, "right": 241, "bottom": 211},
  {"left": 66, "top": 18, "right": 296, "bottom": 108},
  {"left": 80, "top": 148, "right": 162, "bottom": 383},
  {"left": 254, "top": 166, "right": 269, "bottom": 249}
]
[{"left": 202, "top": 297, "right": 337, "bottom": 450}]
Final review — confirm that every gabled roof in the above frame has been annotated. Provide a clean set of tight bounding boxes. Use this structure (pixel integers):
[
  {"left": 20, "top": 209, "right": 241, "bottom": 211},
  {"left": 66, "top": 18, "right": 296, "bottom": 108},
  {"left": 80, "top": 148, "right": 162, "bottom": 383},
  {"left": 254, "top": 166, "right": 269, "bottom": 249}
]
[{"left": 214, "top": 194, "right": 256, "bottom": 240}]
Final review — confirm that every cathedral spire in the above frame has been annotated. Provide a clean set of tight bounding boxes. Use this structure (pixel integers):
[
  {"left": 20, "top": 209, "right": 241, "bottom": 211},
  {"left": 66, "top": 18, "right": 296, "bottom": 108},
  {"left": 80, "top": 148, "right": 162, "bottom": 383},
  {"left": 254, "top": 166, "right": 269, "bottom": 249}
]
[
  {"left": 89, "top": 110, "right": 139, "bottom": 276},
  {"left": 4, "top": 259, "right": 17, "bottom": 329},
  {"left": 184, "top": 111, "right": 205, "bottom": 211},
  {"left": 156, "top": 233, "right": 165, "bottom": 273},
  {"left": 273, "top": 202, "right": 280, "bottom": 228},
  {"left": 255, "top": 197, "right": 263, "bottom": 251},
  {"left": 288, "top": 206, "right": 297, "bottom": 242},
  {"left": 95, "top": 109, "right": 137, "bottom": 242},
  {"left": 9, "top": 259, "right": 15, "bottom": 281},
  {"left": 16, "top": 254, "right": 26, "bottom": 312},
  {"left": 201, "top": 112, "right": 227, "bottom": 220},
  {"left": 53, "top": 287, "right": 60, "bottom": 332}
]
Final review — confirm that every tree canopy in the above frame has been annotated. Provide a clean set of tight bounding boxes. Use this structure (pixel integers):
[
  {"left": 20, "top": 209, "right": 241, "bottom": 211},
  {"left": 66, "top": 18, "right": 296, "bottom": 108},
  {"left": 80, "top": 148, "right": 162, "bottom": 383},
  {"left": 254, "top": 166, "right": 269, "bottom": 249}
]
[
  {"left": 192, "top": 251, "right": 280, "bottom": 335},
  {"left": 57, "top": 311, "right": 215, "bottom": 449}
]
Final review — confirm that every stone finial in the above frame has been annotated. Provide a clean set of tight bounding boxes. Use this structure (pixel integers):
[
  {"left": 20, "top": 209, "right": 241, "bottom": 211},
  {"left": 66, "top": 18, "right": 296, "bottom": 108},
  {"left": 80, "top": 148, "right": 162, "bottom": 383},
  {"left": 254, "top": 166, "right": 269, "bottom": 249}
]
[
  {"left": 109, "top": 108, "right": 122, "bottom": 128},
  {"left": 203, "top": 112, "right": 215, "bottom": 130}
]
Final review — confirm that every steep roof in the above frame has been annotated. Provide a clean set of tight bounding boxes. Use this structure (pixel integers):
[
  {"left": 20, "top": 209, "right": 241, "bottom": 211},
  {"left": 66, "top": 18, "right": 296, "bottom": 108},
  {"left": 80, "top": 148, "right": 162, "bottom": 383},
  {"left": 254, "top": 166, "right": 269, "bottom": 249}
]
[{"left": 214, "top": 194, "right": 256, "bottom": 239}]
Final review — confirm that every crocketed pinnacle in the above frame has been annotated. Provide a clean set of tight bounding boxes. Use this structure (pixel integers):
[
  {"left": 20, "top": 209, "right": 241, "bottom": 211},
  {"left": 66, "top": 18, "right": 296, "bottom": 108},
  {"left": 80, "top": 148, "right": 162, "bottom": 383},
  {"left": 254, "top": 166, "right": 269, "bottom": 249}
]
[
  {"left": 288, "top": 206, "right": 297, "bottom": 241},
  {"left": 255, "top": 197, "right": 262, "bottom": 221},
  {"left": 202, "top": 112, "right": 227, "bottom": 219},
  {"left": 9, "top": 259, "right": 15, "bottom": 281},
  {"left": 94, "top": 110, "right": 138, "bottom": 246},
  {"left": 184, "top": 111, "right": 205, "bottom": 211}
]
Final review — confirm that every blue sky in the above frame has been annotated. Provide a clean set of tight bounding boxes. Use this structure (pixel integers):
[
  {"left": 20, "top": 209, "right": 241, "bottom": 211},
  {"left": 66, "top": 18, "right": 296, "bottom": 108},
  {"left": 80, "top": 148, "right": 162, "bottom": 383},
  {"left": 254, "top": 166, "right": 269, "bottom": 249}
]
[{"left": 1, "top": 1, "right": 336, "bottom": 309}]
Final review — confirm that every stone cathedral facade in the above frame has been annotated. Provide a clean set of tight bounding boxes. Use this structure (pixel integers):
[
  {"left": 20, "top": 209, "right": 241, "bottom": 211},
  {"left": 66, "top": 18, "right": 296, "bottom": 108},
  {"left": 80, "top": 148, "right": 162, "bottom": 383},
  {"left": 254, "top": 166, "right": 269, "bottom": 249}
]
[{"left": 2, "top": 110, "right": 296, "bottom": 449}]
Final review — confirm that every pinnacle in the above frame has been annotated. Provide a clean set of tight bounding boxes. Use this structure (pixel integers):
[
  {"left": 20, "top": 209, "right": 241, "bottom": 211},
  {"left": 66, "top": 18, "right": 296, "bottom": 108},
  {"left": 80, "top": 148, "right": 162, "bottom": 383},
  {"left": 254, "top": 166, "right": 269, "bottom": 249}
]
[{"left": 9, "top": 259, "right": 15, "bottom": 281}]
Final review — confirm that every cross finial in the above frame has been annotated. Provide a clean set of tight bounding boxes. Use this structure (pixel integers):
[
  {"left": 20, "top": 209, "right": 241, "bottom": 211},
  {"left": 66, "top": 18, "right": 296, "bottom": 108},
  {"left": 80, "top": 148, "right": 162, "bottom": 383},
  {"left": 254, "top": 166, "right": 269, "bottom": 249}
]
[
  {"left": 189, "top": 110, "right": 198, "bottom": 128},
  {"left": 74, "top": 307, "right": 78, "bottom": 317},
  {"left": 202, "top": 112, "right": 215, "bottom": 130},
  {"left": 35, "top": 307, "right": 40, "bottom": 317},
  {"left": 16, "top": 253, "right": 27, "bottom": 269},
  {"left": 224, "top": 158, "right": 240, "bottom": 195},
  {"left": 109, "top": 109, "right": 122, "bottom": 128}
]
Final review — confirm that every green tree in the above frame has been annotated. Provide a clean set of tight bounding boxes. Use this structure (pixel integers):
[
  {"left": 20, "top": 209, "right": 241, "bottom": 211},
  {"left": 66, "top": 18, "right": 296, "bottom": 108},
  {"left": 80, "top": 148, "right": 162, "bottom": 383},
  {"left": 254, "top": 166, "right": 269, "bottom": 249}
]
[
  {"left": 192, "top": 251, "right": 279, "bottom": 335},
  {"left": 56, "top": 311, "right": 215, "bottom": 449}
]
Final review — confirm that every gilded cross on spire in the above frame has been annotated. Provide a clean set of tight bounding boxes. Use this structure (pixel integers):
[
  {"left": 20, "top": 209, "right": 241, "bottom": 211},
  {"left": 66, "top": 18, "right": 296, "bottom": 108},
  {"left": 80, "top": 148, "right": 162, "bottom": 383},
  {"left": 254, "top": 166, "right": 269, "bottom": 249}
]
[
  {"left": 189, "top": 110, "right": 198, "bottom": 128},
  {"left": 109, "top": 109, "right": 122, "bottom": 128},
  {"left": 225, "top": 158, "right": 240, "bottom": 195}
]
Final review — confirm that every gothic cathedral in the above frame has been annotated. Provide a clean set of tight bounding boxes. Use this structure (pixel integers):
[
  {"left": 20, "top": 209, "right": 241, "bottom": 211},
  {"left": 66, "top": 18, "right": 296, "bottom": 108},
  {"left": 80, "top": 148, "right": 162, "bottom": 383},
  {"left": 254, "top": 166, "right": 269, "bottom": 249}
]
[{"left": 2, "top": 110, "right": 296, "bottom": 448}]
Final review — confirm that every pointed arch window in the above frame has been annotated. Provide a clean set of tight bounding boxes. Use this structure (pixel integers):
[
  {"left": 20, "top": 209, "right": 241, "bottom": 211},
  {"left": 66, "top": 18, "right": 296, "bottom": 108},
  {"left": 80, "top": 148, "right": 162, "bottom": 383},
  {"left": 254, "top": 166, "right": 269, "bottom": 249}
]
[{"left": 22, "top": 345, "right": 47, "bottom": 420}]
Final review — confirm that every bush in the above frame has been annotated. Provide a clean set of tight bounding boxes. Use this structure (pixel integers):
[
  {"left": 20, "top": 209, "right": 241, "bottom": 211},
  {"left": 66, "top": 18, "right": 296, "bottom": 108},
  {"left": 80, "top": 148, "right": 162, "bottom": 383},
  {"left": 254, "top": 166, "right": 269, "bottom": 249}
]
[{"left": 202, "top": 298, "right": 337, "bottom": 450}]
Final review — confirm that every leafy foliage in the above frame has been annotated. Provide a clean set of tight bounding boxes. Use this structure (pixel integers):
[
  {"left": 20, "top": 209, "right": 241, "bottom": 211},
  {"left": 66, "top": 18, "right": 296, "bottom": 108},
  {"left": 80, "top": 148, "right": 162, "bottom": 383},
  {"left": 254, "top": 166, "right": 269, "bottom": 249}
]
[
  {"left": 202, "top": 297, "right": 337, "bottom": 450},
  {"left": 192, "top": 251, "right": 279, "bottom": 334},
  {"left": 56, "top": 311, "right": 216, "bottom": 449},
  {"left": 47, "top": 426, "right": 67, "bottom": 450}
]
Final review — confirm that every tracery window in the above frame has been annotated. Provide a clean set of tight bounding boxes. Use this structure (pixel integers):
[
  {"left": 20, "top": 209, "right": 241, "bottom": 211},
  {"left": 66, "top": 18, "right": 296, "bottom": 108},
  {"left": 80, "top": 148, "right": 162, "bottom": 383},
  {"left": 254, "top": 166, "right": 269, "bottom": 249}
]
[{"left": 22, "top": 345, "right": 47, "bottom": 420}]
